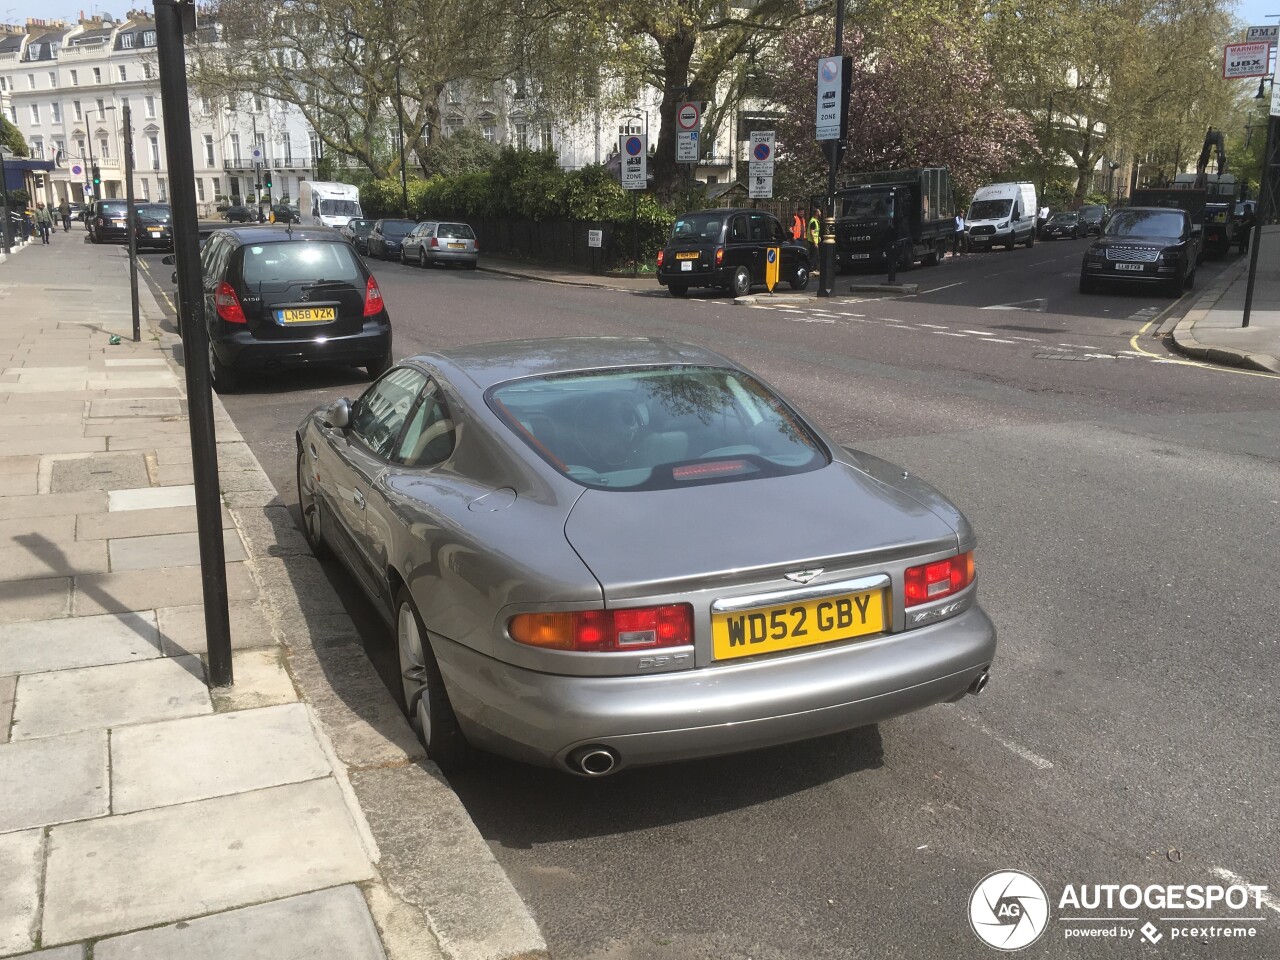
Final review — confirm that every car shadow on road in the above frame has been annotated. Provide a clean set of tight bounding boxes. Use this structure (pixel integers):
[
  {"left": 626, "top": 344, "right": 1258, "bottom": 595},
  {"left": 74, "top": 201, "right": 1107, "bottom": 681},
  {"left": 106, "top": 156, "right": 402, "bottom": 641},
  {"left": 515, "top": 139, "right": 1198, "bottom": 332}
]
[{"left": 450, "top": 724, "right": 885, "bottom": 847}]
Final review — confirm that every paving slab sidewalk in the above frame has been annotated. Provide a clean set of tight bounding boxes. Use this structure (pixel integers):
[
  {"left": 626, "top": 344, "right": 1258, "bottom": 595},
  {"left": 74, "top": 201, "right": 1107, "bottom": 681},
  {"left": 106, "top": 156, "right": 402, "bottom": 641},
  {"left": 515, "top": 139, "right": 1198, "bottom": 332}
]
[{"left": 0, "top": 237, "right": 546, "bottom": 959}]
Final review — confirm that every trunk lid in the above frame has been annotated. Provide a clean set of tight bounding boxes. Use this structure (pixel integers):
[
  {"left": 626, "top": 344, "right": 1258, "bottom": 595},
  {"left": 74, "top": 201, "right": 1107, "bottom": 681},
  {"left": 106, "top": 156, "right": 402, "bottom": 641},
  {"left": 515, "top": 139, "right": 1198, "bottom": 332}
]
[{"left": 234, "top": 241, "right": 369, "bottom": 341}]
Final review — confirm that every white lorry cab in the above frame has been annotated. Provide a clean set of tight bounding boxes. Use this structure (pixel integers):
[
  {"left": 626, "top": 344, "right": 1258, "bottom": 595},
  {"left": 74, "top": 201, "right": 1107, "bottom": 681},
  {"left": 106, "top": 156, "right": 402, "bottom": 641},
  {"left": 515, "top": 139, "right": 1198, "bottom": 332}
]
[
  {"left": 966, "top": 182, "right": 1037, "bottom": 250},
  {"left": 298, "top": 181, "right": 363, "bottom": 229}
]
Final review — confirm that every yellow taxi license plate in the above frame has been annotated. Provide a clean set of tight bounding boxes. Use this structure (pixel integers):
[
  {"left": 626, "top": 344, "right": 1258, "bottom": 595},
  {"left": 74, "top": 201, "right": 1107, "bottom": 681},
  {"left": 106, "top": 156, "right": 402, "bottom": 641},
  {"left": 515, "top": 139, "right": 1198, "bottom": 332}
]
[
  {"left": 278, "top": 307, "right": 336, "bottom": 323},
  {"left": 148, "top": 228, "right": 162, "bottom": 234},
  {"left": 448, "top": 242, "right": 465, "bottom": 249},
  {"left": 712, "top": 590, "right": 885, "bottom": 661},
  {"left": 675, "top": 251, "right": 699, "bottom": 260}
]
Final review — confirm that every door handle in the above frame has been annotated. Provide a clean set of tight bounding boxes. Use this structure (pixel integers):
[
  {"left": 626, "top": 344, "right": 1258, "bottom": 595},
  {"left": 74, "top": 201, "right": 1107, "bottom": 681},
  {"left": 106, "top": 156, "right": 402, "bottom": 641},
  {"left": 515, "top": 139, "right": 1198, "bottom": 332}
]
[{"left": 353, "top": 490, "right": 366, "bottom": 509}]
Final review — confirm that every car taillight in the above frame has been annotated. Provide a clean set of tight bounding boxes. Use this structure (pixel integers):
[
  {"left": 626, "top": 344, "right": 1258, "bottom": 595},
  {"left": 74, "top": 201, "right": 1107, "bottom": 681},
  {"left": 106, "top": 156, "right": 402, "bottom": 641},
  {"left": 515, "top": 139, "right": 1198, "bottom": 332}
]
[
  {"left": 214, "top": 281, "right": 246, "bottom": 323},
  {"left": 363, "top": 275, "right": 383, "bottom": 317},
  {"left": 509, "top": 604, "right": 692, "bottom": 652},
  {"left": 715, "top": 246, "right": 724, "bottom": 266},
  {"left": 429, "top": 237, "right": 438, "bottom": 248},
  {"left": 904, "top": 551, "right": 974, "bottom": 607},
  {"left": 656, "top": 249, "right": 665, "bottom": 266},
  {"left": 473, "top": 239, "right": 479, "bottom": 252}
]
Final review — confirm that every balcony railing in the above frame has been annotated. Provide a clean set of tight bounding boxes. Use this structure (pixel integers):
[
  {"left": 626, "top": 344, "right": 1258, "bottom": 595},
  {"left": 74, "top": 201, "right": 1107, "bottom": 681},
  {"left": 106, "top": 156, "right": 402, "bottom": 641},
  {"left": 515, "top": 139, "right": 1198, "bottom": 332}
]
[{"left": 222, "top": 156, "right": 316, "bottom": 171}]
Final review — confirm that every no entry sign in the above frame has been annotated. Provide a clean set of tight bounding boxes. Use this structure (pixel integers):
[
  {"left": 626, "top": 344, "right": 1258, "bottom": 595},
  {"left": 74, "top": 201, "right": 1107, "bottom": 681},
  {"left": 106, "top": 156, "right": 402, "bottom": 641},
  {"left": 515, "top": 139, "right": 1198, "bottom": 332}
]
[{"left": 676, "top": 101, "right": 701, "bottom": 131}]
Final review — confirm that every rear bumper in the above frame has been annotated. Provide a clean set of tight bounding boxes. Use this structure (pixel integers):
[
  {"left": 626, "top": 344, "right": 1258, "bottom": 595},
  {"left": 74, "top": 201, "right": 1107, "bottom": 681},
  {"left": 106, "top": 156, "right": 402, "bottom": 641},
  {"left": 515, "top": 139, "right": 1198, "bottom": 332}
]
[
  {"left": 425, "top": 248, "right": 478, "bottom": 264},
  {"left": 438, "top": 605, "right": 997, "bottom": 772},
  {"left": 213, "top": 317, "right": 391, "bottom": 371},
  {"left": 657, "top": 264, "right": 732, "bottom": 288}
]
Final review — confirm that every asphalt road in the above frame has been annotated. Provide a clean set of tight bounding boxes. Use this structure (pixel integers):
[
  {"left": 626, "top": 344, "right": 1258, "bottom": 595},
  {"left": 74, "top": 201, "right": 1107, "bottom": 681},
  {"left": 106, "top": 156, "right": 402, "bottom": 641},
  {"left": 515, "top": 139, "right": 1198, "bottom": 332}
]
[{"left": 140, "top": 236, "right": 1280, "bottom": 959}]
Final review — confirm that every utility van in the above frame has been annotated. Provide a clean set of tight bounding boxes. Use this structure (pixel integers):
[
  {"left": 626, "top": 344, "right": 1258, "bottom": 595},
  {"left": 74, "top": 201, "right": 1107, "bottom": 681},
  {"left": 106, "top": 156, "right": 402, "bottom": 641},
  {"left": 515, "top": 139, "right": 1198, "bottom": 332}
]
[
  {"left": 298, "top": 181, "right": 363, "bottom": 229},
  {"left": 966, "top": 182, "right": 1037, "bottom": 250}
]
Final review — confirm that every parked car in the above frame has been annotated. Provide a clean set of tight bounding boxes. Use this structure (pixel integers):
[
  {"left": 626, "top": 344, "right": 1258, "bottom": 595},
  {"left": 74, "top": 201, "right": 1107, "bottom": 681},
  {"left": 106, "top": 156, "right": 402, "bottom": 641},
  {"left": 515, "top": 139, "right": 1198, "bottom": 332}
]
[
  {"left": 88, "top": 199, "right": 132, "bottom": 243},
  {"left": 1079, "top": 206, "right": 1198, "bottom": 297},
  {"left": 67, "top": 202, "right": 85, "bottom": 223},
  {"left": 656, "top": 208, "right": 811, "bottom": 297},
  {"left": 224, "top": 205, "right": 259, "bottom": 223},
  {"left": 1078, "top": 204, "right": 1108, "bottom": 236},
  {"left": 271, "top": 204, "right": 301, "bottom": 224},
  {"left": 295, "top": 339, "right": 996, "bottom": 775},
  {"left": 367, "top": 218, "right": 417, "bottom": 260},
  {"left": 172, "top": 226, "right": 392, "bottom": 392},
  {"left": 1039, "top": 211, "right": 1081, "bottom": 240},
  {"left": 133, "top": 203, "right": 173, "bottom": 250},
  {"left": 401, "top": 220, "right": 480, "bottom": 268},
  {"left": 341, "top": 218, "right": 375, "bottom": 254}
]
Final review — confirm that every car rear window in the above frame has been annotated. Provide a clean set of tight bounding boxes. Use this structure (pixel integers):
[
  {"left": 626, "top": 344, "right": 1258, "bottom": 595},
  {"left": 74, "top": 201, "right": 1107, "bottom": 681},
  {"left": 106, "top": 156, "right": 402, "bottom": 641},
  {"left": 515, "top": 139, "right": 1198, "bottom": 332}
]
[
  {"left": 488, "top": 365, "right": 829, "bottom": 491},
  {"left": 437, "top": 223, "right": 475, "bottom": 240},
  {"left": 99, "top": 201, "right": 128, "bottom": 216},
  {"left": 136, "top": 205, "right": 171, "bottom": 222},
  {"left": 670, "top": 214, "right": 724, "bottom": 242},
  {"left": 381, "top": 220, "right": 415, "bottom": 237},
  {"left": 240, "top": 241, "right": 364, "bottom": 285}
]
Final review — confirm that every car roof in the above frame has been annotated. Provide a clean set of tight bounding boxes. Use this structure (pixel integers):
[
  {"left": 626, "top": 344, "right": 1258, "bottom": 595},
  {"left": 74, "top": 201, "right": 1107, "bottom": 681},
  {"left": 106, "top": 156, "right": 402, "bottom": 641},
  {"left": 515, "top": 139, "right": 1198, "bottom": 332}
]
[
  {"left": 676, "top": 208, "right": 775, "bottom": 218},
  {"left": 410, "top": 337, "right": 737, "bottom": 391},
  {"left": 1116, "top": 207, "right": 1188, "bottom": 216},
  {"left": 216, "top": 226, "right": 349, "bottom": 244}
]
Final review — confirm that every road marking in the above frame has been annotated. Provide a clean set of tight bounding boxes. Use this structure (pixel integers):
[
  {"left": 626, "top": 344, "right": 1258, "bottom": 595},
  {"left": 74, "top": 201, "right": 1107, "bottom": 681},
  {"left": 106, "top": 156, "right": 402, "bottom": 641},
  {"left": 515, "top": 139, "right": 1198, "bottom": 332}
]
[
  {"left": 1005, "top": 335, "right": 1042, "bottom": 342},
  {"left": 964, "top": 716, "right": 1054, "bottom": 770},
  {"left": 1211, "top": 869, "right": 1280, "bottom": 915},
  {"left": 918, "top": 281, "right": 968, "bottom": 294},
  {"left": 982, "top": 298, "right": 1048, "bottom": 312},
  {"left": 917, "top": 323, "right": 947, "bottom": 329},
  {"left": 980, "top": 338, "right": 1017, "bottom": 344},
  {"left": 1129, "top": 310, "right": 1280, "bottom": 380},
  {"left": 935, "top": 331, "right": 968, "bottom": 337},
  {"left": 960, "top": 329, "right": 994, "bottom": 336},
  {"left": 1058, "top": 343, "right": 1098, "bottom": 349}
]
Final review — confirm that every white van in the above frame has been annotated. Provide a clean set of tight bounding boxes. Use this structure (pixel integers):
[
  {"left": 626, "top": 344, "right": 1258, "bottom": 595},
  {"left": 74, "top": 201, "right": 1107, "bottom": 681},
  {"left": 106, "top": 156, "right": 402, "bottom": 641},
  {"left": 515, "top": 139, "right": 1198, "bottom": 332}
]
[
  {"left": 298, "top": 181, "right": 363, "bottom": 229},
  {"left": 966, "top": 182, "right": 1037, "bottom": 250}
]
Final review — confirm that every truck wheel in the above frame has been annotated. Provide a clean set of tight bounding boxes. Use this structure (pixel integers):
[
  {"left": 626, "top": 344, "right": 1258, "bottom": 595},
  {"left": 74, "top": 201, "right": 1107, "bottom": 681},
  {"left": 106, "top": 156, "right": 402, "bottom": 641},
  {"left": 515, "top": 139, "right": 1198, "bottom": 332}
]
[{"left": 789, "top": 264, "right": 810, "bottom": 290}]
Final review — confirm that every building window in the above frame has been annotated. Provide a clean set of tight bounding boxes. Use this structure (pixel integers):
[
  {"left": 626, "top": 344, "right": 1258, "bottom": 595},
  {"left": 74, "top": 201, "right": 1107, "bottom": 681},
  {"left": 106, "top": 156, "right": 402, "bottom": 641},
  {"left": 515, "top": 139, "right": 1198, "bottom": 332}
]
[
  {"left": 308, "top": 133, "right": 321, "bottom": 162},
  {"left": 141, "top": 178, "right": 150, "bottom": 200},
  {"left": 73, "top": 100, "right": 82, "bottom": 121},
  {"left": 49, "top": 71, "right": 56, "bottom": 88},
  {"left": 514, "top": 122, "right": 528, "bottom": 150},
  {"left": 96, "top": 98, "right": 105, "bottom": 119},
  {"left": 117, "top": 65, "right": 127, "bottom": 82},
  {"left": 199, "top": 97, "right": 209, "bottom": 114},
  {"left": 27, "top": 73, "right": 35, "bottom": 90},
  {"left": 253, "top": 95, "right": 263, "bottom": 112},
  {"left": 539, "top": 122, "right": 553, "bottom": 151},
  {"left": 142, "top": 30, "right": 156, "bottom": 46},
  {"left": 444, "top": 116, "right": 463, "bottom": 137},
  {"left": 5, "top": 106, "right": 15, "bottom": 125},
  {"left": 120, "top": 32, "right": 134, "bottom": 48},
  {"left": 282, "top": 133, "right": 292, "bottom": 164},
  {"left": 149, "top": 135, "right": 160, "bottom": 170},
  {"left": 230, "top": 133, "right": 240, "bottom": 163},
  {"left": 31, "top": 139, "right": 43, "bottom": 159},
  {"left": 212, "top": 176, "right": 221, "bottom": 196},
  {"left": 143, "top": 62, "right": 153, "bottom": 80},
  {"left": 196, "top": 178, "right": 205, "bottom": 202},
  {"left": 30, "top": 104, "right": 40, "bottom": 125},
  {"left": 93, "top": 67, "right": 102, "bottom": 84},
  {"left": 203, "top": 134, "right": 215, "bottom": 167},
  {"left": 76, "top": 137, "right": 86, "bottom": 158},
  {"left": 254, "top": 132, "right": 265, "bottom": 160},
  {"left": 145, "top": 96, "right": 155, "bottom": 119},
  {"left": 158, "top": 178, "right": 167, "bottom": 201},
  {"left": 70, "top": 69, "right": 78, "bottom": 86},
  {"left": 53, "top": 138, "right": 64, "bottom": 158},
  {"left": 99, "top": 136, "right": 110, "bottom": 159},
  {"left": 482, "top": 122, "right": 496, "bottom": 143},
  {"left": 50, "top": 102, "right": 60, "bottom": 123},
  {"left": 446, "top": 81, "right": 461, "bottom": 104}
]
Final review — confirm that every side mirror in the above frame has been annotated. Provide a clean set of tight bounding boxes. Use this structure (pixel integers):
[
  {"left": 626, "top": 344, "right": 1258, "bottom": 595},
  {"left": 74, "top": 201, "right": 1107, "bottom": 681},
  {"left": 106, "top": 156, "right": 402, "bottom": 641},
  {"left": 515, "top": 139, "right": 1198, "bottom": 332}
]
[
  {"left": 162, "top": 254, "right": 176, "bottom": 265},
  {"left": 321, "top": 398, "right": 351, "bottom": 430}
]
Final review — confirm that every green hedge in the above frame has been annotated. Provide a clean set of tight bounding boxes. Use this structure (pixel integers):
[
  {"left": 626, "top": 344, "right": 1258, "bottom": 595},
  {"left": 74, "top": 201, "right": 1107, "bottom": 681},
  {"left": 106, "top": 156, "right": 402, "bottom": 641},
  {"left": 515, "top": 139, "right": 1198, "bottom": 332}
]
[{"left": 359, "top": 148, "right": 678, "bottom": 267}]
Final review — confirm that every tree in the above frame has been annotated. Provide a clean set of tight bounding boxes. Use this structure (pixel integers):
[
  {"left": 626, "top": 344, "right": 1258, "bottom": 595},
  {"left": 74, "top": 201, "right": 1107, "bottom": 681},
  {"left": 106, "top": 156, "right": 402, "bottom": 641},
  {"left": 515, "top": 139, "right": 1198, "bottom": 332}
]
[
  {"left": 191, "top": 0, "right": 506, "bottom": 178},
  {"left": 762, "top": 16, "right": 1034, "bottom": 199},
  {"left": 2, "top": 116, "right": 28, "bottom": 158},
  {"left": 421, "top": 127, "right": 499, "bottom": 178}
]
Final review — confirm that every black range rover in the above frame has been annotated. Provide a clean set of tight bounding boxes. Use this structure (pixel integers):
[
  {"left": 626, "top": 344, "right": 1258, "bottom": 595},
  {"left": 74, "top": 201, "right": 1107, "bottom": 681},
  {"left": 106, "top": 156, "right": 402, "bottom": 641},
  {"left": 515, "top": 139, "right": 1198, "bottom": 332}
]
[
  {"left": 656, "top": 208, "right": 811, "bottom": 297},
  {"left": 1079, "top": 207, "right": 1200, "bottom": 297}
]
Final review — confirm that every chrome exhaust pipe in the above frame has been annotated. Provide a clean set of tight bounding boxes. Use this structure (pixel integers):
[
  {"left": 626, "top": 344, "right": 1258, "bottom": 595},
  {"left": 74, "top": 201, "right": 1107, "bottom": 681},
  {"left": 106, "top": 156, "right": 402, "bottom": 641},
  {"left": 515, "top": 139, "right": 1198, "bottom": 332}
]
[
  {"left": 969, "top": 671, "right": 990, "bottom": 696},
  {"left": 567, "top": 745, "right": 619, "bottom": 777}
]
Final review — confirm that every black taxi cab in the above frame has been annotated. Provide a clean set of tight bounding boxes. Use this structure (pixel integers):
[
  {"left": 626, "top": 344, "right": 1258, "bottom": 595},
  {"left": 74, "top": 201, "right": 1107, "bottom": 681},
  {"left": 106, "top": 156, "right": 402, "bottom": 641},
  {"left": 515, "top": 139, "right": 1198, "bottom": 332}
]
[{"left": 656, "top": 208, "right": 811, "bottom": 298}]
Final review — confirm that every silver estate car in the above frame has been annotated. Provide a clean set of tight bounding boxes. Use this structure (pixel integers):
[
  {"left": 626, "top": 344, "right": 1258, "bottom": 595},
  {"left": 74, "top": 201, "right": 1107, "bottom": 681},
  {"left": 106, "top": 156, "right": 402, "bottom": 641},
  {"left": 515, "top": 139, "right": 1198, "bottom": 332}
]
[
  {"left": 401, "top": 220, "right": 479, "bottom": 269},
  {"left": 296, "top": 338, "right": 996, "bottom": 776}
]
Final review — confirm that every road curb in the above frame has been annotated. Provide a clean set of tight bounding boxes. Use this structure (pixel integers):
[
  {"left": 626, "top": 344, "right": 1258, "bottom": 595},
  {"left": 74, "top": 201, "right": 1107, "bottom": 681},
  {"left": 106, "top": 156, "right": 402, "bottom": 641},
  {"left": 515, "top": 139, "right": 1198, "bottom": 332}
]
[
  {"left": 848, "top": 282, "right": 919, "bottom": 295},
  {"left": 478, "top": 262, "right": 644, "bottom": 292},
  {"left": 1168, "top": 257, "right": 1280, "bottom": 373},
  {"left": 139, "top": 308, "right": 549, "bottom": 960}
]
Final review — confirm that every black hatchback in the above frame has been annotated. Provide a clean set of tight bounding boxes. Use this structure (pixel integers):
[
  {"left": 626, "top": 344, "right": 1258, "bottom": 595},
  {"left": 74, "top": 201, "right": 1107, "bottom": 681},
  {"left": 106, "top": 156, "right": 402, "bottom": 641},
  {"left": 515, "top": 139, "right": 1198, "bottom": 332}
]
[
  {"left": 134, "top": 204, "right": 173, "bottom": 250},
  {"left": 656, "top": 208, "right": 811, "bottom": 297},
  {"left": 88, "top": 199, "right": 131, "bottom": 243},
  {"left": 187, "top": 226, "right": 392, "bottom": 392}
]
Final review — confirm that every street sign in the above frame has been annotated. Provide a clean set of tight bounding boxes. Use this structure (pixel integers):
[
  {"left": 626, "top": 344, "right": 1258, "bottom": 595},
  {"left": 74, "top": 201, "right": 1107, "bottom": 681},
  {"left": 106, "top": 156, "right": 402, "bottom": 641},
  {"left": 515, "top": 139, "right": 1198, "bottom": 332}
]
[
  {"left": 765, "top": 246, "right": 780, "bottom": 292},
  {"left": 749, "top": 131, "right": 775, "bottom": 178},
  {"left": 1224, "top": 41, "right": 1271, "bottom": 79},
  {"left": 620, "top": 134, "right": 647, "bottom": 189},
  {"left": 588, "top": 229, "right": 603, "bottom": 248},
  {"left": 816, "top": 56, "right": 844, "bottom": 140},
  {"left": 70, "top": 163, "right": 83, "bottom": 177},
  {"left": 1247, "top": 24, "right": 1279, "bottom": 43},
  {"left": 677, "top": 130, "right": 699, "bottom": 162},
  {"left": 251, "top": 146, "right": 263, "bottom": 161},
  {"left": 749, "top": 174, "right": 773, "bottom": 199},
  {"left": 84, "top": 183, "right": 94, "bottom": 196},
  {"left": 676, "top": 101, "right": 701, "bottom": 131}
]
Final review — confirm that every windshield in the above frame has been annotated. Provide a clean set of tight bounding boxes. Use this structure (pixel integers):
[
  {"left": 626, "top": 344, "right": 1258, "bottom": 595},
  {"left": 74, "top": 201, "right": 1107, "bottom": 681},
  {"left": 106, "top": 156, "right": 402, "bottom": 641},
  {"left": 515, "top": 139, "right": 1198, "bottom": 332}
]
[
  {"left": 838, "top": 190, "right": 893, "bottom": 219},
  {"left": 318, "top": 198, "right": 361, "bottom": 217},
  {"left": 1049, "top": 213, "right": 1077, "bottom": 222},
  {"left": 135, "top": 205, "right": 171, "bottom": 223},
  {"left": 968, "top": 199, "right": 1012, "bottom": 221},
  {"left": 1079, "top": 206, "right": 1104, "bottom": 220},
  {"left": 670, "top": 213, "right": 725, "bottom": 242},
  {"left": 438, "top": 222, "right": 475, "bottom": 240},
  {"left": 1104, "top": 211, "right": 1185, "bottom": 239},
  {"left": 488, "top": 365, "right": 829, "bottom": 492},
  {"left": 380, "top": 220, "right": 415, "bottom": 237},
  {"left": 240, "top": 241, "right": 364, "bottom": 286}
]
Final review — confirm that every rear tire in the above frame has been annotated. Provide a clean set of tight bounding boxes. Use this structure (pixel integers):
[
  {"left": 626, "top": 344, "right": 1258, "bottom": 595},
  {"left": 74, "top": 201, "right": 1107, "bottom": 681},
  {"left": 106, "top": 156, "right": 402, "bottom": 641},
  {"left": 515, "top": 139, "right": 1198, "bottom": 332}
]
[
  {"left": 668, "top": 283, "right": 688, "bottom": 297},
  {"left": 365, "top": 348, "right": 393, "bottom": 380},
  {"left": 418, "top": 249, "right": 427, "bottom": 268},
  {"left": 396, "top": 587, "right": 468, "bottom": 771},
  {"left": 208, "top": 342, "right": 239, "bottom": 393}
]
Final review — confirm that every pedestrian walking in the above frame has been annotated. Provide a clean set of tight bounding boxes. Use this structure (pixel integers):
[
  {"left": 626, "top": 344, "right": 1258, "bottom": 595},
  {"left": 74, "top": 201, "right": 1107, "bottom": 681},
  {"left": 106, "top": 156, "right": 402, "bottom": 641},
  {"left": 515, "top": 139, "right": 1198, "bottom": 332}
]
[
  {"left": 58, "top": 199, "right": 72, "bottom": 232},
  {"left": 34, "top": 203, "right": 53, "bottom": 245},
  {"left": 807, "top": 207, "right": 822, "bottom": 262},
  {"left": 953, "top": 213, "right": 966, "bottom": 256},
  {"left": 791, "top": 207, "right": 806, "bottom": 241}
]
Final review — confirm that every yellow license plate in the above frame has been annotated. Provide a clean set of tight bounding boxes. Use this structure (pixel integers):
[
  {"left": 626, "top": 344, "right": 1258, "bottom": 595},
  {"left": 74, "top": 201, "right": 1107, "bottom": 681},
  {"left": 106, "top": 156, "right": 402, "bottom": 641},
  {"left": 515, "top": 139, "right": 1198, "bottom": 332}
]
[
  {"left": 148, "top": 228, "right": 162, "bottom": 234},
  {"left": 448, "top": 242, "right": 465, "bottom": 249},
  {"left": 279, "top": 307, "right": 336, "bottom": 323},
  {"left": 712, "top": 590, "right": 885, "bottom": 661},
  {"left": 675, "top": 251, "right": 700, "bottom": 260}
]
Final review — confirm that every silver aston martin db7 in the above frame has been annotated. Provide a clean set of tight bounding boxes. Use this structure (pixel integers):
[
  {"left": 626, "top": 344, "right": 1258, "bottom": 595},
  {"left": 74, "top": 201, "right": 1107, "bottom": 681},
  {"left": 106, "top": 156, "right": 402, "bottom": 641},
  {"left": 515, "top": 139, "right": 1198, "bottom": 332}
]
[{"left": 296, "top": 338, "right": 997, "bottom": 776}]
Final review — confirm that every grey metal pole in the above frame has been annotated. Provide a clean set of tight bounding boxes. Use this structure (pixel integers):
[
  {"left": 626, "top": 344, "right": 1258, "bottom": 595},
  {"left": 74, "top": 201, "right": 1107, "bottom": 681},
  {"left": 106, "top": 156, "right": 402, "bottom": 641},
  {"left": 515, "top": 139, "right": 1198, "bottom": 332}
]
[
  {"left": 123, "top": 104, "right": 140, "bottom": 342},
  {"left": 817, "top": 1, "right": 844, "bottom": 297},
  {"left": 1, "top": 150, "right": 11, "bottom": 255},
  {"left": 1242, "top": 114, "right": 1275, "bottom": 329},
  {"left": 154, "top": 0, "right": 234, "bottom": 687}
]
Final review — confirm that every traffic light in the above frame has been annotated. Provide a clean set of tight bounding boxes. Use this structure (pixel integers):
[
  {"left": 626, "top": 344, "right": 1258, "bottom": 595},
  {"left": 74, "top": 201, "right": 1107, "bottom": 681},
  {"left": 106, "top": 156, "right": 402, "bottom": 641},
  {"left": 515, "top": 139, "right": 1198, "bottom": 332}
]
[
  {"left": 92, "top": 166, "right": 101, "bottom": 187},
  {"left": 264, "top": 170, "right": 273, "bottom": 190}
]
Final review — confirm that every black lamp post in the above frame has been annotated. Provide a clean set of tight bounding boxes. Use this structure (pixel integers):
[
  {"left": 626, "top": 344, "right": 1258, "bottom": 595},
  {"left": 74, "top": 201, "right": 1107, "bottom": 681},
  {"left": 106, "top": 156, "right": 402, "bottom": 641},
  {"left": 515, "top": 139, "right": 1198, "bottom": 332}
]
[{"left": 1243, "top": 75, "right": 1275, "bottom": 329}]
